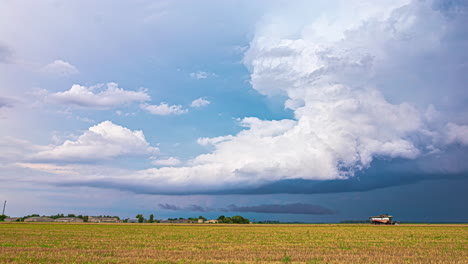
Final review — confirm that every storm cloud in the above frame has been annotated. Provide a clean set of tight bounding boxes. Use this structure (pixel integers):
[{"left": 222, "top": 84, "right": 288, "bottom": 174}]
[{"left": 158, "top": 203, "right": 334, "bottom": 215}]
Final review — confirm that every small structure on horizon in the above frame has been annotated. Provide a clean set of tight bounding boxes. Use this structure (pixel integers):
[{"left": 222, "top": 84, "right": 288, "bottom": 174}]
[
  {"left": 88, "top": 216, "right": 122, "bottom": 223},
  {"left": 4, "top": 217, "right": 20, "bottom": 222},
  {"left": 24, "top": 216, "right": 54, "bottom": 222},
  {"left": 205, "top": 219, "right": 219, "bottom": 224},
  {"left": 54, "top": 217, "right": 83, "bottom": 223}
]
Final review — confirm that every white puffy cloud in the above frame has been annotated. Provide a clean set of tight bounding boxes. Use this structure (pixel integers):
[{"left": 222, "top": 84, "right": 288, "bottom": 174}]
[
  {"left": 48, "top": 82, "right": 150, "bottom": 108},
  {"left": 190, "top": 97, "right": 210, "bottom": 108},
  {"left": 141, "top": 103, "right": 188, "bottom": 115},
  {"left": 42, "top": 59, "right": 79, "bottom": 76},
  {"left": 31, "top": 121, "right": 158, "bottom": 162},
  {"left": 151, "top": 157, "right": 181, "bottom": 166}
]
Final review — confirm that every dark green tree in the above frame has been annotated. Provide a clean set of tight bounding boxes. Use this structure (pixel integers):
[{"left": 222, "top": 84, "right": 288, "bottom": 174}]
[
  {"left": 149, "top": 214, "right": 154, "bottom": 223},
  {"left": 217, "top": 215, "right": 225, "bottom": 223},
  {"left": 136, "top": 214, "right": 145, "bottom": 223}
]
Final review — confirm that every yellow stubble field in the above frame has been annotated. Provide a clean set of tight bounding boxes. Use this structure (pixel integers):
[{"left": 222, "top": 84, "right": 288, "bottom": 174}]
[{"left": 0, "top": 223, "right": 466, "bottom": 263}]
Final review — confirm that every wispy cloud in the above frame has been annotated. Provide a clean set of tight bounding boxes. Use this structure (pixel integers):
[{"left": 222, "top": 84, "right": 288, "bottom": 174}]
[
  {"left": 42, "top": 59, "right": 79, "bottom": 76},
  {"left": 151, "top": 157, "right": 181, "bottom": 166},
  {"left": 141, "top": 103, "right": 188, "bottom": 116},
  {"left": 189, "top": 71, "right": 216, "bottom": 80},
  {"left": 190, "top": 97, "right": 210, "bottom": 108}
]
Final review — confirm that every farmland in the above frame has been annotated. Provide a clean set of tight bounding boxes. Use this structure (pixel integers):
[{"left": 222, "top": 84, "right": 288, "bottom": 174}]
[{"left": 0, "top": 223, "right": 466, "bottom": 263}]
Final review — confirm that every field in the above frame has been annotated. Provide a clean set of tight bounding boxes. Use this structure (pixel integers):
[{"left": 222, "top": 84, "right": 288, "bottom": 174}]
[{"left": 0, "top": 223, "right": 467, "bottom": 263}]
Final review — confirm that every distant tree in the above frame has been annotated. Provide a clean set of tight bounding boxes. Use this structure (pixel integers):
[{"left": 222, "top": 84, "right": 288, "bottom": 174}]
[
  {"left": 50, "top": 213, "right": 64, "bottom": 219},
  {"left": 0, "top": 214, "right": 7, "bottom": 221},
  {"left": 198, "top": 216, "right": 207, "bottom": 221},
  {"left": 149, "top": 214, "right": 154, "bottom": 223},
  {"left": 136, "top": 214, "right": 145, "bottom": 223},
  {"left": 67, "top": 214, "right": 76, "bottom": 217},
  {"left": 232, "top": 215, "right": 249, "bottom": 224},
  {"left": 217, "top": 215, "right": 225, "bottom": 223},
  {"left": 224, "top": 217, "right": 233, "bottom": 224},
  {"left": 83, "top": 216, "right": 88, "bottom": 222}
]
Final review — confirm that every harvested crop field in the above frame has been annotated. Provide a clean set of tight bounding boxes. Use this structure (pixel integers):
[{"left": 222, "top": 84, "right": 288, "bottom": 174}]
[{"left": 0, "top": 223, "right": 466, "bottom": 263}]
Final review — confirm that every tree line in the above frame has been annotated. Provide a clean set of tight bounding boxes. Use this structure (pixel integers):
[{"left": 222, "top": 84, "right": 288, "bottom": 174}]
[{"left": 0, "top": 213, "right": 251, "bottom": 224}]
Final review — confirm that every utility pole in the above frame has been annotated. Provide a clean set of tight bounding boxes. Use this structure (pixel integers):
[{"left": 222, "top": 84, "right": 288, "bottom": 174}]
[{"left": 2, "top": 200, "right": 6, "bottom": 215}]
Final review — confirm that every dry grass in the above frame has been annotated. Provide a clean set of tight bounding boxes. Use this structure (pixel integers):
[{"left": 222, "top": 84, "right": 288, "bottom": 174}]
[{"left": 0, "top": 223, "right": 466, "bottom": 263}]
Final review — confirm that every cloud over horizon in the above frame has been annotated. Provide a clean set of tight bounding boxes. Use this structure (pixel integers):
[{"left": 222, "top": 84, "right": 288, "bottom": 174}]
[
  {"left": 1, "top": 0, "right": 467, "bottom": 222},
  {"left": 158, "top": 203, "right": 334, "bottom": 215}
]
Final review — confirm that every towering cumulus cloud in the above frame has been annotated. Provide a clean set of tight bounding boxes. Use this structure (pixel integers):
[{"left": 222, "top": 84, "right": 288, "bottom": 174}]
[{"left": 67, "top": 0, "right": 468, "bottom": 193}]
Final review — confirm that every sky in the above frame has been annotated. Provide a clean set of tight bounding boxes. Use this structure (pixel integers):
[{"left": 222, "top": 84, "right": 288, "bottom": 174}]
[{"left": 0, "top": 0, "right": 467, "bottom": 222}]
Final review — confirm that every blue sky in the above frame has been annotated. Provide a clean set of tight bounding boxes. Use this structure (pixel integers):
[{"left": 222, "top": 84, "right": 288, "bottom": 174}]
[{"left": 1, "top": 0, "right": 467, "bottom": 222}]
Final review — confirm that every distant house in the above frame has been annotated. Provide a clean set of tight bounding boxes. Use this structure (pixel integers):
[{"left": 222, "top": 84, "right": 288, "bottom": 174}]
[
  {"left": 198, "top": 219, "right": 204, "bottom": 223},
  {"left": 205, "top": 219, "right": 219, "bottom": 224},
  {"left": 24, "top": 216, "right": 54, "bottom": 222},
  {"left": 54, "top": 217, "right": 84, "bottom": 223},
  {"left": 159, "top": 219, "right": 171, "bottom": 223},
  {"left": 4, "top": 217, "right": 20, "bottom": 222},
  {"left": 127, "top": 218, "right": 139, "bottom": 223},
  {"left": 88, "top": 216, "right": 122, "bottom": 223}
]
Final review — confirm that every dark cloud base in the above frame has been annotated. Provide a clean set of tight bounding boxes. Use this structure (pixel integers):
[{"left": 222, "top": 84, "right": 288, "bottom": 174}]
[{"left": 158, "top": 203, "right": 334, "bottom": 215}]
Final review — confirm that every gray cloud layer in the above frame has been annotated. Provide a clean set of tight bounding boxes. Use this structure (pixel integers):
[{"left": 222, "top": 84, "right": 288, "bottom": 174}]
[
  {"left": 158, "top": 203, "right": 334, "bottom": 215},
  {"left": 0, "top": 43, "right": 12, "bottom": 63}
]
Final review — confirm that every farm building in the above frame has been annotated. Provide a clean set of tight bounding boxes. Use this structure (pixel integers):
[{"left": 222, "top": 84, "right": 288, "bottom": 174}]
[
  {"left": 205, "top": 219, "right": 219, "bottom": 224},
  {"left": 4, "top": 217, "right": 20, "bottom": 222},
  {"left": 88, "top": 216, "right": 122, "bottom": 223},
  {"left": 24, "top": 216, "right": 54, "bottom": 222},
  {"left": 54, "top": 217, "right": 83, "bottom": 223},
  {"left": 127, "top": 218, "right": 139, "bottom": 223}
]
